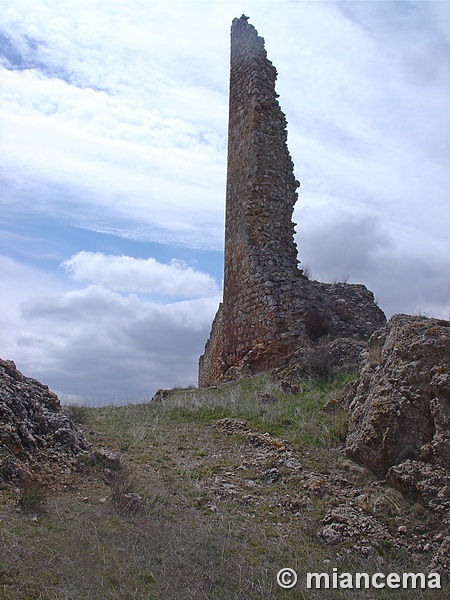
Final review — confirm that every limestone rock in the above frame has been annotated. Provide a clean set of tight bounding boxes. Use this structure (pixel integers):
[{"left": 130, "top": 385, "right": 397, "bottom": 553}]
[
  {"left": 344, "top": 315, "right": 450, "bottom": 514},
  {"left": 0, "top": 358, "right": 90, "bottom": 483},
  {"left": 319, "top": 505, "right": 391, "bottom": 546},
  {"left": 386, "top": 460, "right": 450, "bottom": 520}
]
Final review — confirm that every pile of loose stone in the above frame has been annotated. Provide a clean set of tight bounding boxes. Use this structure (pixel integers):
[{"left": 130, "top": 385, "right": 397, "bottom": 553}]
[{"left": 0, "top": 358, "right": 90, "bottom": 484}]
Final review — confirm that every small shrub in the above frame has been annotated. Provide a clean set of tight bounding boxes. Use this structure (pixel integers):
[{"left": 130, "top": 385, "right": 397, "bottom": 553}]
[
  {"left": 0, "top": 457, "right": 18, "bottom": 483},
  {"left": 302, "top": 264, "right": 312, "bottom": 279},
  {"left": 329, "top": 410, "right": 348, "bottom": 443},
  {"left": 305, "top": 308, "right": 330, "bottom": 340},
  {"left": 368, "top": 339, "right": 383, "bottom": 366},
  {"left": 110, "top": 470, "right": 143, "bottom": 515},
  {"left": 65, "top": 404, "right": 90, "bottom": 425},
  {"left": 304, "top": 344, "right": 333, "bottom": 381},
  {"left": 335, "top": 303, "right": 353, "bottom": 323},
  {"left": 18, "top": 480, "right": 46, "bottom": 514}
]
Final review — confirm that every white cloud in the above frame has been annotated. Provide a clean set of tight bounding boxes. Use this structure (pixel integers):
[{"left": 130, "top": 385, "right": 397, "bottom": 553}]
[
  {"left": 0, "top": 255, "right": 57, "bottom": 340},
  {"left": 62, "top": 251, "right": 219, "bottom": 298},
  {"left": 1, "top": 67, "right": 227, "bottom": 248},
  {"left": 20, "top": 284, "right": 220, "bottom": 402},
  {"left": 1, "top": 1, "right": 449, "bottom": 403},
  {"left": 296, "top": 206, "right": 450, "bottom": 320},
  {"left": 2, "top": 1, "right": 448, "bottom": 251},
  {"left": 0, "top": 256, "right": 220, "bottom": 403},
  {"left": 0, "top": 1, "right": 229, "bottom": 248}
]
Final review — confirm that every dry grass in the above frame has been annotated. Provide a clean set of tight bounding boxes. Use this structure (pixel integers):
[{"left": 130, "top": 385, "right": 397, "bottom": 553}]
[
  {"left": 17, "top": 479, "right": 47, "bottom": 514},
  {"left": 0, "top": 375, "right": 448, "bottom": 599}
]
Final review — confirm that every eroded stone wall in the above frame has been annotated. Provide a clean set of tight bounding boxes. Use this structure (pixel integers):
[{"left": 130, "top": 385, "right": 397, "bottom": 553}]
[
  {"left": 198, "top": 16, "right": 386, "bottom": 386},
  {"left": 222, "top": 16, "right": 305, "bottom": 366}
]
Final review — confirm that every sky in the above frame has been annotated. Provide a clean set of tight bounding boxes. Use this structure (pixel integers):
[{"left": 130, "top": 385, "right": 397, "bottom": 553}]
[{"left": 1, "top": 0, "right": 449, "bottom": 404}]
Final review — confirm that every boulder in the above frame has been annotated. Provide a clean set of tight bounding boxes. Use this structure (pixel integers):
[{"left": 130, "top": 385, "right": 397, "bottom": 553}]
[
  {"left": 0, "top": 358, "right": 90, "bottom": 483},
  {"left": 344, "top": 315, "right": 450, "bottom": 515},
  {"left": 386, "top": 460, "right": 450, "bottom": 518}
]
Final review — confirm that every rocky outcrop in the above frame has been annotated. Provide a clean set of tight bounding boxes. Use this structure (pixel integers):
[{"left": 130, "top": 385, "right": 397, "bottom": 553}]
[
  {"left": 0, "top": 359, "right": 90, "bottom": 483},
  {"left": 344, "top": 315, "right": 450, "bottom": 518}
]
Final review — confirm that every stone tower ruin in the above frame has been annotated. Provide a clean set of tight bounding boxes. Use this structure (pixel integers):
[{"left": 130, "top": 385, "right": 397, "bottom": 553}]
[{"left": 198, "top": 16, "right": 386, "bottom": 387}]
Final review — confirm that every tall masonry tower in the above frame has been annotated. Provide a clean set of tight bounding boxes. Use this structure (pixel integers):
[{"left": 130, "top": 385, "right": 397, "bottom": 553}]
[{"left": 198, "top": 16, "right": 386, "bottom": 386}]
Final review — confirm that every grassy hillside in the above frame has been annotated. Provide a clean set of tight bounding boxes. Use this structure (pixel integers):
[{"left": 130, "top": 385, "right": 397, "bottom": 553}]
[{"left": 1, "top": 374, "right": 448, "bottom": 599}]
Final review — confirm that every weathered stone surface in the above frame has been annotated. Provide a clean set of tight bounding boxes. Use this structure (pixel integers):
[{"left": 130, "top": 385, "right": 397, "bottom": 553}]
[
  {"left": 274, "top": 337, "right": 368, "bottom": 382},
  {"left": 198, "top": 16, "right": 385, "bottom": 387},
  {"left": 429, "top": 536, "right": 450, "bottom": 576},
  {"left": 319, "top": 505, "right": 391, "bottom": 546},
  {"left": 0, "top": 358, "right": 90, "bottom": 483},
  {"left": 386, "top": 461, "right": 450, "bottom": 520},
  {"left": 344, "top": 315, "right": 450, "bottom": 515}
]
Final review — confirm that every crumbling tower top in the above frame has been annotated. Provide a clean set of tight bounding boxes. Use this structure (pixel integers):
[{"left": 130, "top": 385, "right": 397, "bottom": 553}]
[{"left": 225, "top": 15, "right": 303, "bottom": 299}]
